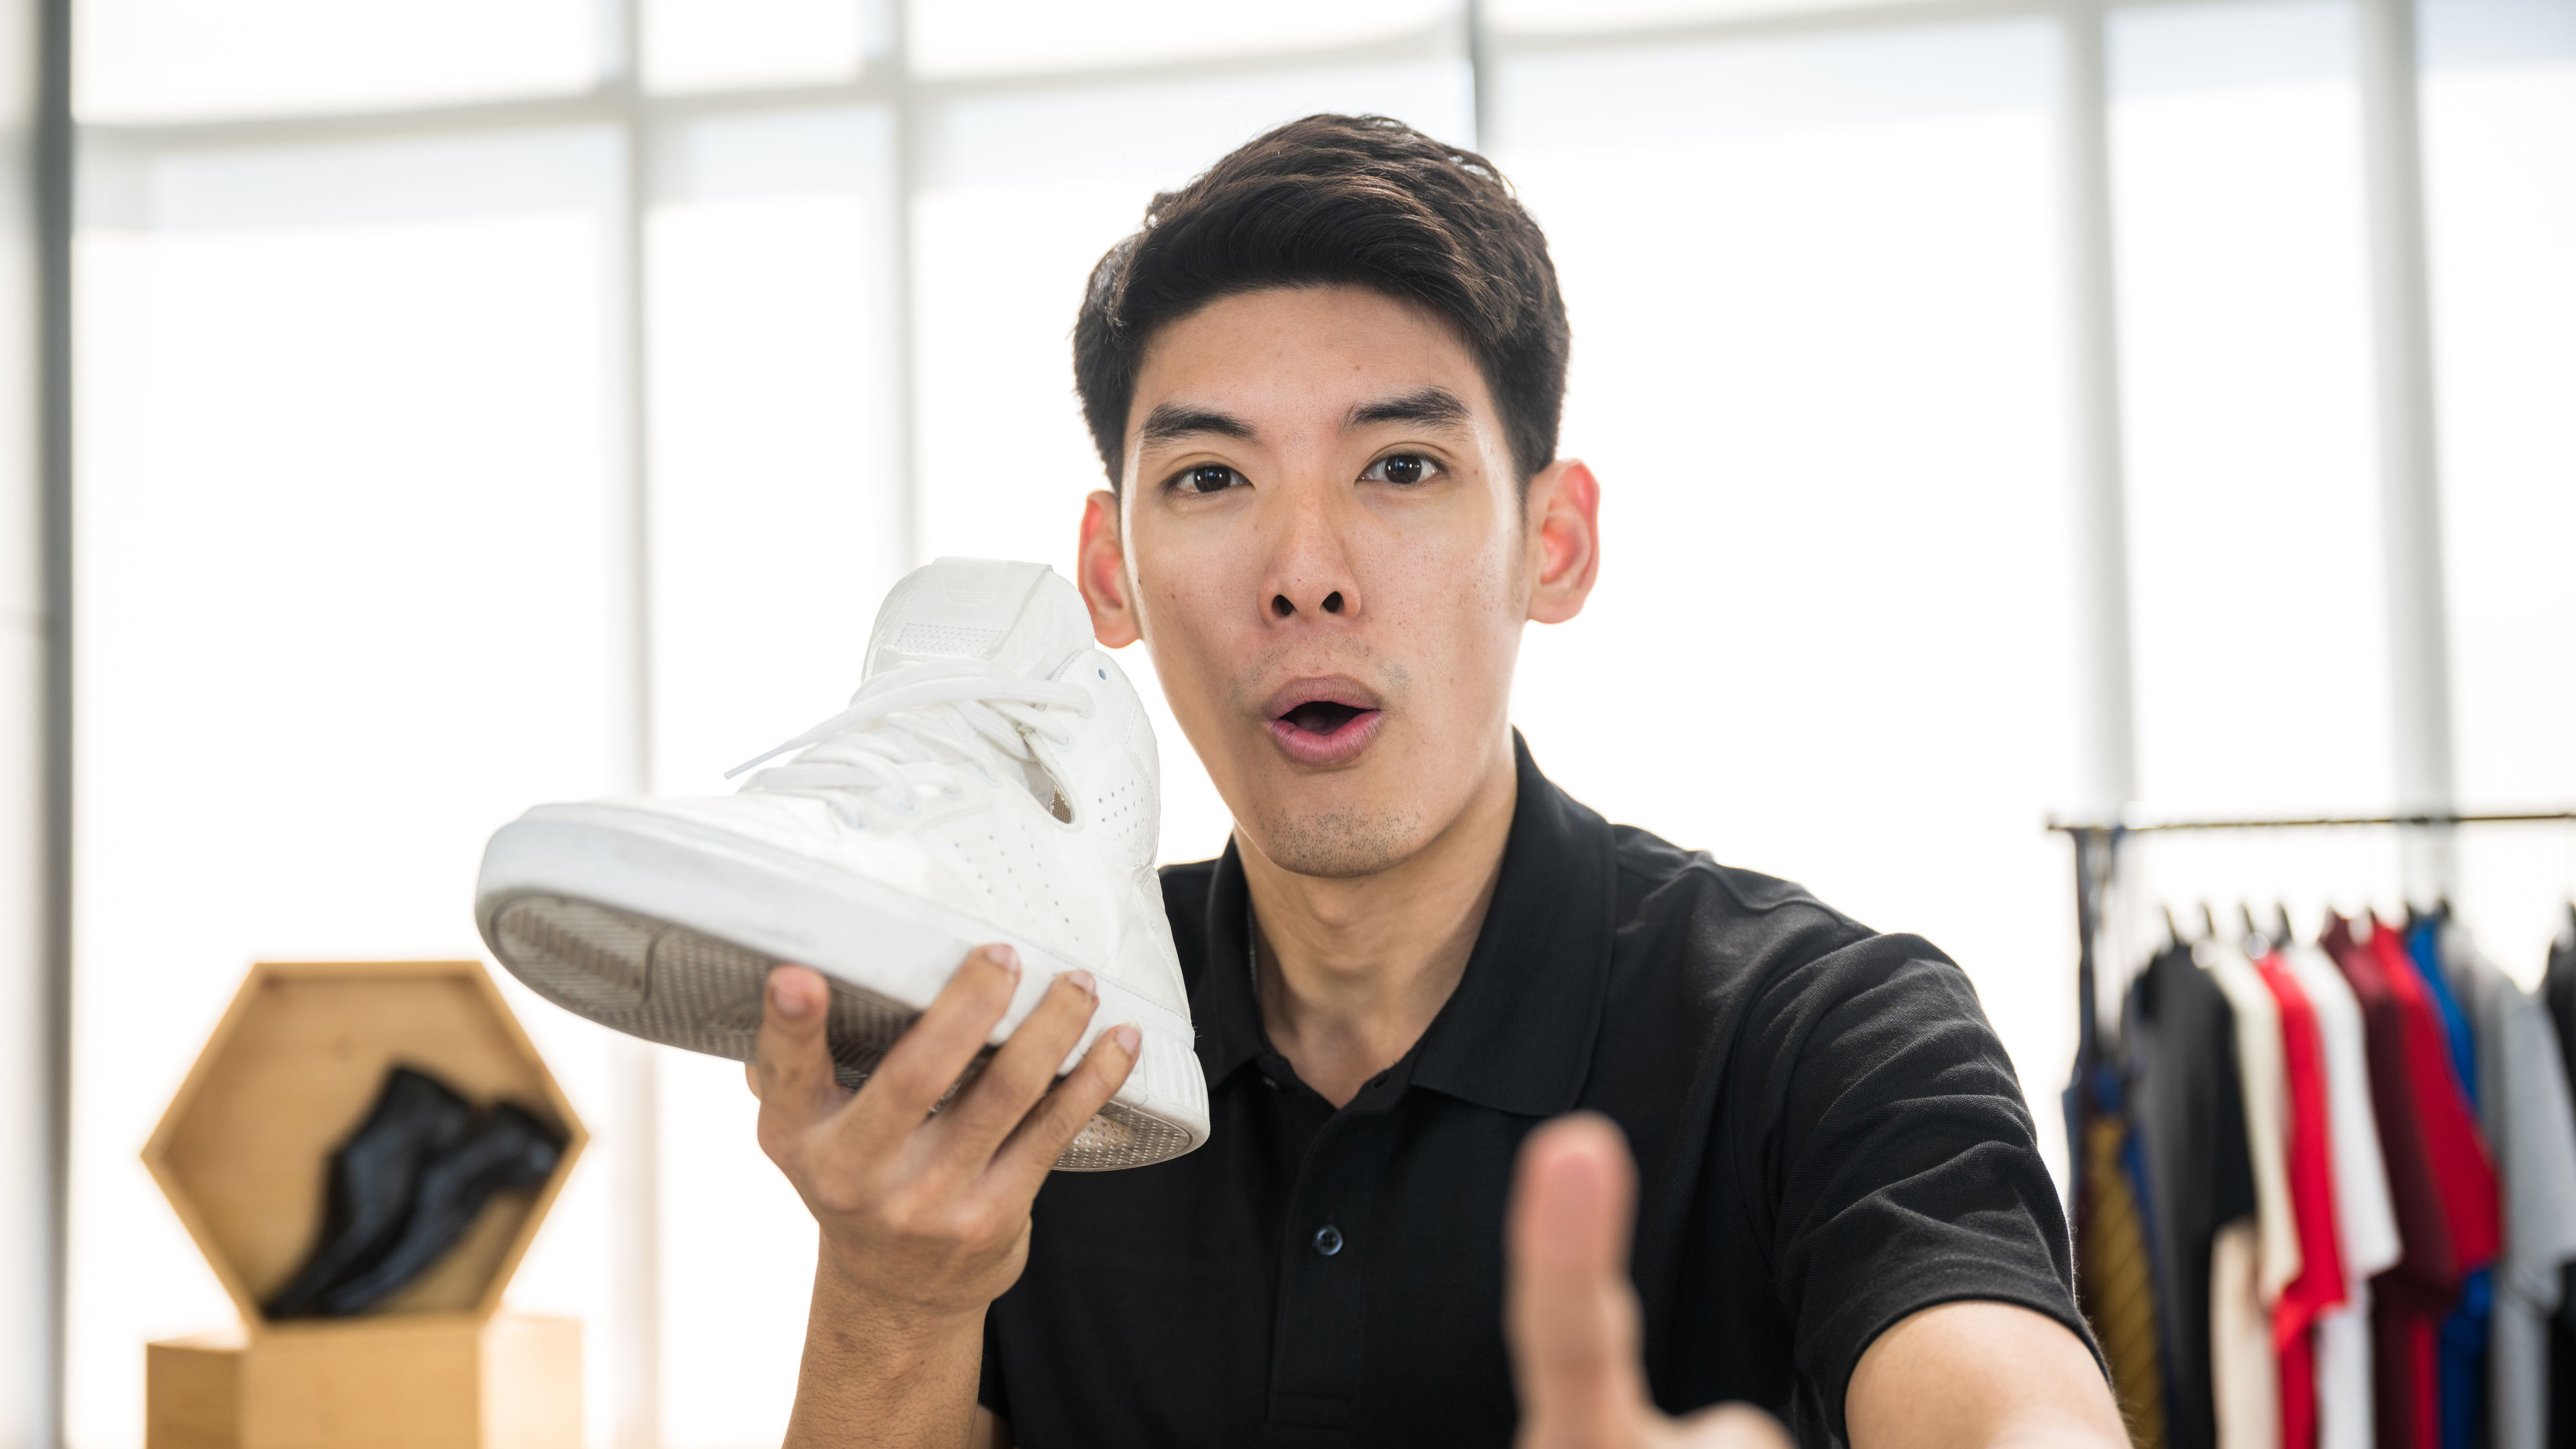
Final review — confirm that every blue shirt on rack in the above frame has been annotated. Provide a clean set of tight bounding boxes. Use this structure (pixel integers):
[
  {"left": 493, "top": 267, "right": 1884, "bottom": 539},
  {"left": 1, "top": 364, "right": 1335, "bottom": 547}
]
[
  {"left": 2407, "top": 916, "right": 2491, "bottom": 1449},
  {"left": 2410, "top": 916, "right": 2477, "bottom": 1107}
]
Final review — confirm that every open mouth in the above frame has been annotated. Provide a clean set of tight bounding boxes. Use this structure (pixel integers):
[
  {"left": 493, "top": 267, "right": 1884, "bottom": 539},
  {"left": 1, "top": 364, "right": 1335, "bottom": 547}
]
[
  {"left": 1279, "top": 700, "right": 1368, "bottom": 736},
  {"left": 1264, "top": 682, "right": 1386, "bottom": 766}
]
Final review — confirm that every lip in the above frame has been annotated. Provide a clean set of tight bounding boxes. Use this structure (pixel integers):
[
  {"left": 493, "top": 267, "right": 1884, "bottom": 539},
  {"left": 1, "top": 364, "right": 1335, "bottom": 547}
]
[{"left": 1259, "top": 675, "right": 1387, "bottom": 769}]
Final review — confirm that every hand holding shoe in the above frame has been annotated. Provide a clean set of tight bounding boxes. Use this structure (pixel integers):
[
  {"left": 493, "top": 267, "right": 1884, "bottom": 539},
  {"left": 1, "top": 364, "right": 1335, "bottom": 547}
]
[
  {"left": 755, "top": 949, "right": 1138, "bottom": 1448},
  {"left": 1507, "top": 1114, "right": 1792, "bottom": 1449}
]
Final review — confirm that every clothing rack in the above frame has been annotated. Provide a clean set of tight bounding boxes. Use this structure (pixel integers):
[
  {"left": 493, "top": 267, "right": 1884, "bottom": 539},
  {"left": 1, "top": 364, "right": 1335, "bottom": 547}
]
[{"left": 2048, "top": 808, "right": 2576, "bottom": 1102}]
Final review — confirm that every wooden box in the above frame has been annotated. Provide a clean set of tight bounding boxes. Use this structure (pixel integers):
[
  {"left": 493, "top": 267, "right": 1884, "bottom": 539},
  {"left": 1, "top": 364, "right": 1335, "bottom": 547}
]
[
  {"left": 146, "top": 1316, "right": 580, "bottom": 1449},
  {"left": 142, "top": 960, "right": 588, "bottom": 1448}
]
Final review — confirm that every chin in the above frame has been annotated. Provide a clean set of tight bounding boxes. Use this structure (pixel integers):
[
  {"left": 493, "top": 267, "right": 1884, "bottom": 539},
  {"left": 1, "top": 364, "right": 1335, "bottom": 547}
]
[{"left": 1239, "top": 797, "right": 1428, "bottom": 880}]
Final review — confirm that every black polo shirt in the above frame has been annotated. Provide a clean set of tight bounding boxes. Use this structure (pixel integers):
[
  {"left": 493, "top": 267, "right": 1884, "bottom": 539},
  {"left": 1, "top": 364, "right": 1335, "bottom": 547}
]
[{"left": 981, "top": 737, "right": 2092, "bottom": 1448}]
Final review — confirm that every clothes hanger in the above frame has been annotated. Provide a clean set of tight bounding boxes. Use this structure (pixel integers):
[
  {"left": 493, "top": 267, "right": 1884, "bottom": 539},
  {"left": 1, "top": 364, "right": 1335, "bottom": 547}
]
[
  {"left": 2178, "top": 902, "right": 2215, "bottom": 965},
  {"left": 2318, "top": 905, "right": 2360, "bottom": 957},
  {"left": 2161, "top": 905, "right": 2184, "bottom": 953},
  {"left": 2240, "top": 903, "right": 2273, "bottom": 959},
  {"left": 2274, "top": 901, "right": 2298, "bottom": 953}
]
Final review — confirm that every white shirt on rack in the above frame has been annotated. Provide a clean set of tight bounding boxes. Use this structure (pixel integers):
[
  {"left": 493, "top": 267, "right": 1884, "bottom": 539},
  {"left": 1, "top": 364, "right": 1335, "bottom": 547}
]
[
  {"left": 2286, "top": 942, "right": 2402, "bottom": 1449},
  {"left": 2206, "top": 936, "right": 2297, "bottom": 1449},
  {"left": 2208, "top": 937, "right": 2301, "bottom": 1301},
  {"left": 2212, "top": 1217, "right": 2280, "bottom": 1449}
]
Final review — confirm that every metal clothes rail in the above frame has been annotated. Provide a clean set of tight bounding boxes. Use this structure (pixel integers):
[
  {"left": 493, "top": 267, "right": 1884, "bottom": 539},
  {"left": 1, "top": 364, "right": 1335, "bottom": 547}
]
[
  {"left": 2051, "top": 806, "right": 2576, "bottom": 1213},
  {"left": 2049, "top": 808, "right": 2576, "bottom": 1083}
]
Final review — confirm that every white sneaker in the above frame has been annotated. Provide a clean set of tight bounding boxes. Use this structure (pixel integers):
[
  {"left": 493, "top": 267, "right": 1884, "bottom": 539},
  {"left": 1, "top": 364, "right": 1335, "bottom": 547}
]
[{"left": 475, "top": 558, "right": 1209, "bottom": 1170}]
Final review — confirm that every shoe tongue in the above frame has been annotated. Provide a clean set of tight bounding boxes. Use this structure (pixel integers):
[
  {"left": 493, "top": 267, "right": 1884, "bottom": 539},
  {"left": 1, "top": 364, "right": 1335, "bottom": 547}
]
[{"left": 865, "top": 557, "right": 1091, "bottom": 682}]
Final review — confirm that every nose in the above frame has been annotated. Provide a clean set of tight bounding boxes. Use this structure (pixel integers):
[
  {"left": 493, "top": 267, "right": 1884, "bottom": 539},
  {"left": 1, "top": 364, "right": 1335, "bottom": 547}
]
[{"left": 1261, "top": 488, "right": 1360, "bottom": 623}]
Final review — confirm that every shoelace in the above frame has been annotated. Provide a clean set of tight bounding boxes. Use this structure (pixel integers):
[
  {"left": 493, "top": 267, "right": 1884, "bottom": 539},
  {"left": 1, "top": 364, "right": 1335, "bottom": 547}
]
[{"left": 724, "top": 657, "right": 1091, "bottom": 815}]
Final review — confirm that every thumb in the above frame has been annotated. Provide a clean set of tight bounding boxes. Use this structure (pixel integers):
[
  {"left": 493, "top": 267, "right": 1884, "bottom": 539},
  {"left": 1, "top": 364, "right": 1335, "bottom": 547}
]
[
  {"left": 751, "top": 964, "right": 845, "bottom": 1124},
  {"left": 1508, "top": 1112, "right": 1650, "bottom": 1447}
]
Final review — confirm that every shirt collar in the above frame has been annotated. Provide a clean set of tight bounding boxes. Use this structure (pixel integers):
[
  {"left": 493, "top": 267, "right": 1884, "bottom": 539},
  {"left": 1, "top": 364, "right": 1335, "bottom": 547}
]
[{"left": 1189, "top": 731, "right": 1621, "bottom": 1118}]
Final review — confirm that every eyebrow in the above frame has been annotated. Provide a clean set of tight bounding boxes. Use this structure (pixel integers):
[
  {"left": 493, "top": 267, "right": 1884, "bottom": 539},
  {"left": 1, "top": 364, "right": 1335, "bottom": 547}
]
[
  {"left": 1348, "top": 386, "right": 1472, "bottom": 432},
  {"left": 1136, "top": 402, "right": 1255, "bottom": 449},
  {"left": 1136, "top": 387, "right": 1472, "bottom": 451}
]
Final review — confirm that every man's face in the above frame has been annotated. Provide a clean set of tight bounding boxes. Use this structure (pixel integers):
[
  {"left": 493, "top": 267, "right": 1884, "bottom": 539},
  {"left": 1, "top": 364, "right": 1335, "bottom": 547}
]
[{"left": 1077, "top": 284, "right": 1597, "bottom": 879}]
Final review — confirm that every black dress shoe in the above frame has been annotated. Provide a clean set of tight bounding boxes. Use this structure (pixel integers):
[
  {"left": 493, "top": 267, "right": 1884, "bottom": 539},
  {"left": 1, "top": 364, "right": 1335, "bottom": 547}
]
[
  {"left": 314, "top": 1102, "right": 569, "bottom": 1316},
  {"left": 263, "top": 1066, "right": 473, "bottom": 1320}
]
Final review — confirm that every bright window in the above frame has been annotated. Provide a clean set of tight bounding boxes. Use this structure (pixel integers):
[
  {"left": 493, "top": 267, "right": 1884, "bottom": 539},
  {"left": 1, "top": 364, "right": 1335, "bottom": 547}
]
[{"left": 70, "top": 128, "right": 627, "bottom": 1445}]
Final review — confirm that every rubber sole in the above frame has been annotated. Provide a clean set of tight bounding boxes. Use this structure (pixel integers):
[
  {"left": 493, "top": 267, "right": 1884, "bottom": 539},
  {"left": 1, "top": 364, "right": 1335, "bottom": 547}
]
[{"left": 486, "top": 891, "right": 1200, "bottom": 1171}]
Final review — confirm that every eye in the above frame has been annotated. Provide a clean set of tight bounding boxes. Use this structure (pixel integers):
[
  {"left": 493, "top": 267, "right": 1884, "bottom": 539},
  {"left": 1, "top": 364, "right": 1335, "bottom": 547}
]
[
  {"left": 1171, "top": 464, "right": 1245, "bottom": 495},
  {"left": 1360, "top": 453, "right": 1440, "bottom": 486}
]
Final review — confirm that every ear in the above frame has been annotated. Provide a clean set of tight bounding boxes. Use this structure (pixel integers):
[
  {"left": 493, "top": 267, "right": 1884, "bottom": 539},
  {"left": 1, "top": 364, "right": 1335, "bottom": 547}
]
[
  {"left": 1077, "top": 488, "right": 1142, "bottom": 648},
  {"left": 1525, "top": 458, "right": 1601, "bottom": 626}
]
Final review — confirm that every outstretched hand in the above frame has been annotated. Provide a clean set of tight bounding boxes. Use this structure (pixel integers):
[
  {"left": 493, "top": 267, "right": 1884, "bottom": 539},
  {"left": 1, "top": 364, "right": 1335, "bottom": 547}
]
[{"left": 1507, "top": 1114, "right": 1792, "bottom": 1449}]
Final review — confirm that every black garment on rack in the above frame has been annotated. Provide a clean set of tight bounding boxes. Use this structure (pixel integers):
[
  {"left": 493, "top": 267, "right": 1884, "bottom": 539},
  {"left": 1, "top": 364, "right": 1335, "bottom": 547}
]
[
  {"left": 2546, "top": 934, "right": 2575, "bottom": 1449},
  {"left": 2123, "top": 942, "right": 2258, "bottom": 1449}
]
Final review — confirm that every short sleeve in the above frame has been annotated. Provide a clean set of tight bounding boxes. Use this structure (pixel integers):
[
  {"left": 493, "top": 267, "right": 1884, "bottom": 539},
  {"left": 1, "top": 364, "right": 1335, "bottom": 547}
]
[{"left": 1748, "top": 933, "right": 2102, "bottom": 1442}]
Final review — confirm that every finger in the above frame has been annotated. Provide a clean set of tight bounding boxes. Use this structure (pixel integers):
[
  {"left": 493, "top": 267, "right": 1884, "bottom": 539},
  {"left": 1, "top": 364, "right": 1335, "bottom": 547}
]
[
  {"left": 1507, "top": 1113, "right": 1647, "bottom": 1442},
  {"left": 834, "top": 945, "right": 1022, "bottom": 1162},
  {"left": 926, "top": 968, "right": 1101, "bottom": 1169},
  {"left": 987, "top": 1023, "right": 1140, "bottom": 1195},
  {"left": 752, "top": 965, "right": 848, "bottom": 1159}
]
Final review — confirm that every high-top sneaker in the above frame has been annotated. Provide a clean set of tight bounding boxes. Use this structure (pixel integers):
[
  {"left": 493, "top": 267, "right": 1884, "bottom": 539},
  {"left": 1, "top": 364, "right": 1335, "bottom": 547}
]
[{"left": 475, "top": 558, "right": 1208, "bottom": 1170}]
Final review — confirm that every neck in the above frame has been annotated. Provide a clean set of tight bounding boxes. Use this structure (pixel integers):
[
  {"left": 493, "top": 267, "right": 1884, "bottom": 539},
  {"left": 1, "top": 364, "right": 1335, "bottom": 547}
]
[{"left": 1240, "top": 733, "right": 1519, "bottom": 1108}]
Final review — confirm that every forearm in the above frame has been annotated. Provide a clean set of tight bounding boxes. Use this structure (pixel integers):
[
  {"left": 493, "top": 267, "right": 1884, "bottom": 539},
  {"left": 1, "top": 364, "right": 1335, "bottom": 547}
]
[{"left": 785, "top": 1248, "right": 990, "bottom": 1449}]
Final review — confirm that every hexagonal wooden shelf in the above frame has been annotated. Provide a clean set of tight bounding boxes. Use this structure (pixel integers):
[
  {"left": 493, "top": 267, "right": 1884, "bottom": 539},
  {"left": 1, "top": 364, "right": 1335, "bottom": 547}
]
[{"left": 142, "top": 960, "right": 588, "bottom": 1449}]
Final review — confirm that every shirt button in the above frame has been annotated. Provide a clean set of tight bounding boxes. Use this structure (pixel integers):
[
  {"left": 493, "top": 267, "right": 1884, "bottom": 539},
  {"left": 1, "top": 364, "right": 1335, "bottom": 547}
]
[{"left": 1312, "top": 1223, "right": 1344, "bottom": 1257}]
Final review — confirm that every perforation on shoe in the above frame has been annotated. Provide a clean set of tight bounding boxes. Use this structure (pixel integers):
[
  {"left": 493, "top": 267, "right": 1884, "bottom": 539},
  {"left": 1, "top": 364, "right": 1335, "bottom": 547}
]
[{"left": 891, "top": 623, "right": 1004, "bottom": 658}]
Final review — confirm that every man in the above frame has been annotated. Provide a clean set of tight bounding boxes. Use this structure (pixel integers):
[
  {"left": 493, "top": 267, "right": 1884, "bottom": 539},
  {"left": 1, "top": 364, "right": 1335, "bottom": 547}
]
[{"left": 750, "top": 115, "right": 2124, "bottom": 1449}]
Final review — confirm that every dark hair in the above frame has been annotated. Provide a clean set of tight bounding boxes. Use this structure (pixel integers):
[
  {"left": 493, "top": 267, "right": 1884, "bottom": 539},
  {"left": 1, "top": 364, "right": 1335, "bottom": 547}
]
[{"left": 1072, "top": 113, "right": 1569, "bottom": 491}]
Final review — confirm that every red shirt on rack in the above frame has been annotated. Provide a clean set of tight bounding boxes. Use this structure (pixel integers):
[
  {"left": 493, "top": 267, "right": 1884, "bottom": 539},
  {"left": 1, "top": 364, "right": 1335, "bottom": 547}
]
[
  {"left": 2257, "top": 948, "right": 2348, "bottom": 1449},
  {"left": 2324, "top": 915, "right": 2499, "bottom": 1449},
  {"left": 2363, "top": 920, "right": 2495, "bottom": 1271}
]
